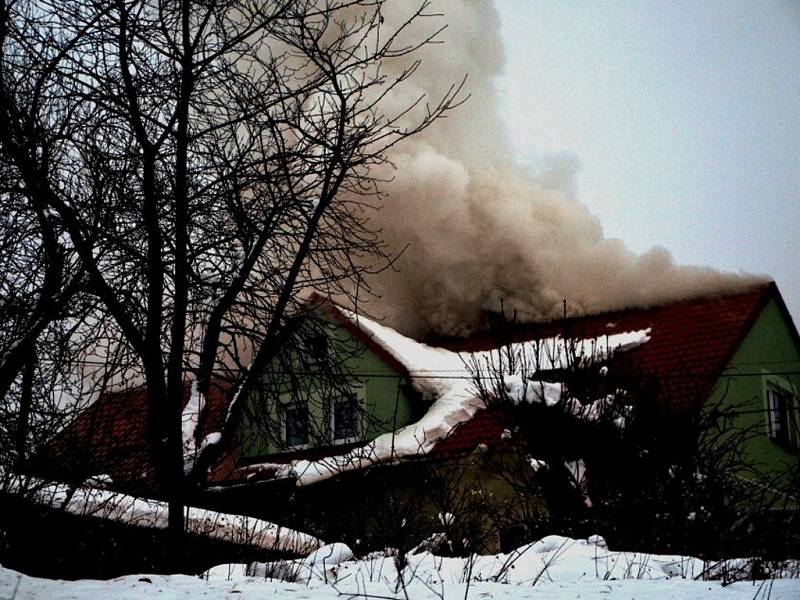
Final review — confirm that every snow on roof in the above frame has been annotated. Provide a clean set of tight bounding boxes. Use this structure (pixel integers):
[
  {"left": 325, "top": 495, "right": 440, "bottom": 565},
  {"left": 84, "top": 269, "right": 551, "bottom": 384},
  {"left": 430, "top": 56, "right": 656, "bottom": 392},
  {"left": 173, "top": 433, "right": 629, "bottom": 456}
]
[
  {"left": 439, "top": 284, "right": 780, "bottom": 414},
  {"left": 275, "top": 306, "right": 650, "bottom": 486},
  {"left": 340, "top": 308, "right": 469, "bottom": 398},
  {"left": 342, "top": 307, "right": 649, "bottom": 392},
  {"left": 282, "top": 380, "right": 484, "bottom": 486},
  {"left": 182, "top": 381, "right": 205, "bottom": 474},
  {"left": 6, "top": 472, "right": 320, "bottom": 554}
]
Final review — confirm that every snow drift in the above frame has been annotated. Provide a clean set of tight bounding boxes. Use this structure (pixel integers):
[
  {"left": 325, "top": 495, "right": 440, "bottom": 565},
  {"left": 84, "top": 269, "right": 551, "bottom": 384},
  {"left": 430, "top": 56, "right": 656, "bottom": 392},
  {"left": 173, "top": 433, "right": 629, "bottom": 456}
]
[{"left": 6, "top": 535, "right": 796, "bottom": 599}]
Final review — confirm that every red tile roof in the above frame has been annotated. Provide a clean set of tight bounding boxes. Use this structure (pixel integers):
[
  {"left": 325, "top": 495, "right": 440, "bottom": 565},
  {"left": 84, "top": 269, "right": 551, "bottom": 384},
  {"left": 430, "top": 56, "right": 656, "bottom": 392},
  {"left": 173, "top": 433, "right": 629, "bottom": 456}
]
[
  {"left": 35, "top": 379, "right": 232, "bottom": 490},
  {"left": 431, "top": 409, "right": 512, "bottom": 456},
  {"left": 432, "top": 283, "right": 789, "bottom": 455}
]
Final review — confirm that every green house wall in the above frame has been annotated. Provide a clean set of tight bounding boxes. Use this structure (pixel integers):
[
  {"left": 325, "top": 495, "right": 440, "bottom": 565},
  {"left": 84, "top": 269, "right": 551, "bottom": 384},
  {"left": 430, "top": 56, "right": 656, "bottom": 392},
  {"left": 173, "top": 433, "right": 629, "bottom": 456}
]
[
  {"left": 239, "top": 311, "right": 418, "bottom": 459},
  {"left": 708, "top": 297, "right": 800, "bottom": 484}
]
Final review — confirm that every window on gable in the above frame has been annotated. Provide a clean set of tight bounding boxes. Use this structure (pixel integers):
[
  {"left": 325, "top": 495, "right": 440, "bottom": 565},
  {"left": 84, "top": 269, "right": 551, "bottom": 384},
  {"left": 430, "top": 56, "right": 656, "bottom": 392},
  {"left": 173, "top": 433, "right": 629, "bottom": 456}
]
[
  {"left": 332, "top": 396, "right": 359, "bottom": 443},
  {"left": 283, "top": 404, "right": 309, "bottom": 449},
  {"left": 307, "top": 334, "right": 329, "bottom": 362},
  {"left": 766, "top": 387, "right": 793, "bottom": 446}
]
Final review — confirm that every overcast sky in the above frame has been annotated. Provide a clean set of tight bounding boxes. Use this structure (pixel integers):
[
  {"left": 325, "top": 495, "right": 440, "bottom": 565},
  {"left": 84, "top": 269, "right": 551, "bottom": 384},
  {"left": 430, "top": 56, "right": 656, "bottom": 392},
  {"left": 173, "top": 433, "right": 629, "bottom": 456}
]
[{"left": 495, "top": 0, "right": 800, "bottom": 319}]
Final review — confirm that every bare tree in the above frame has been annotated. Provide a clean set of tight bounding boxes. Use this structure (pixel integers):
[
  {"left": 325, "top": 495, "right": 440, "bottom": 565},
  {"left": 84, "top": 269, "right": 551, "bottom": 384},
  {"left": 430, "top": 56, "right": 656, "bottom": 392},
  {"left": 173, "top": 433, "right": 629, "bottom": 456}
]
[
  {"left": 0, "top": 0, "right": 97, "bottom": 483},
  {"left": 0, "top": 0, "right": 463, "bottom": 537}
]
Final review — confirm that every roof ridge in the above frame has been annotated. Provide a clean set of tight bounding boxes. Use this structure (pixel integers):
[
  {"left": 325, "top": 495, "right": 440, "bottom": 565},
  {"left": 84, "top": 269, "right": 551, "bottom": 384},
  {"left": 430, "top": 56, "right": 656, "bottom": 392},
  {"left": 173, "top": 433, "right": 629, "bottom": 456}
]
[{"left": 433, "top": 282, "right": 774, "bottom": 348}]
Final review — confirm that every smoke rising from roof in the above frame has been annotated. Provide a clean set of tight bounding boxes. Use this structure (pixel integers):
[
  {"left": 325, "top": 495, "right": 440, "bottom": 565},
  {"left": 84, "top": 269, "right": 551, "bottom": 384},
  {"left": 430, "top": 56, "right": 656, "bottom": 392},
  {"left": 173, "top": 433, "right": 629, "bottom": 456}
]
[{"left": 357, "top": 1, "right": 765, "bottom": 337}]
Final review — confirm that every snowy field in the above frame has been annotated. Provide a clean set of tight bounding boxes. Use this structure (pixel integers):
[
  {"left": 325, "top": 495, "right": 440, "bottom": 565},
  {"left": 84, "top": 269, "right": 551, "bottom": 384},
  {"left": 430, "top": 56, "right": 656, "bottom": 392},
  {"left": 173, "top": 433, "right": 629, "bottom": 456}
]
[{"left": 3, "top": 535, "right": 797, "bottom": 599}]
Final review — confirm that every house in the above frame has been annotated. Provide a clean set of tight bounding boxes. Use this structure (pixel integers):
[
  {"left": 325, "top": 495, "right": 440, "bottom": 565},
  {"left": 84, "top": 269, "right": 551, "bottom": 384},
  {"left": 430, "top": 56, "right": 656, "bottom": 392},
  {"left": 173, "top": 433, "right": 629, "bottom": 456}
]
[
  {"left": 217, "top": 283, "right": 799, "bottom": 484},
  {"left": 207, "top": 283, "right": 799, "bottom": 553},
  {"left": 36, "top": 283, "right": 800, "bottom": 552},
  {"left": 436, "top": 281, "right": 800, "bottom": 483},
  {"left": 431, "top": 282, "right": 800, "bottom": 553}
]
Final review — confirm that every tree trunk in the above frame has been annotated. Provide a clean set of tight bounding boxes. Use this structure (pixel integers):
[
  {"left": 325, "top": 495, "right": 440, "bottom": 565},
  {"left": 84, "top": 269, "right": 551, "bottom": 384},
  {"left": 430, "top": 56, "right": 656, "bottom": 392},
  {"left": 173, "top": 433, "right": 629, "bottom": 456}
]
[{"left": 14, "top": 347, "right": 34, "bottom": 472}]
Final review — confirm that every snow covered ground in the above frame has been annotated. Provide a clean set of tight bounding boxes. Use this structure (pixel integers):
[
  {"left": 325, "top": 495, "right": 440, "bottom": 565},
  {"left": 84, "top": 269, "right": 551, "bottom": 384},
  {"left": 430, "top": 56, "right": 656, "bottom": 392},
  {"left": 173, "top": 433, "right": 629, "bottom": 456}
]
[{"left": 3, "top": 535, "right": 797, "bottom": 599}]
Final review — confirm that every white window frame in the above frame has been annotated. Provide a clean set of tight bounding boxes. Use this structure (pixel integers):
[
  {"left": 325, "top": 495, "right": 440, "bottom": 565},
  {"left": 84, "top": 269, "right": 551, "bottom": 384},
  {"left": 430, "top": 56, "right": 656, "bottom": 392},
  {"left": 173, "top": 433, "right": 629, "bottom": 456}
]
[
  {"left": 329, "top": 388, "right": 364, "bottom": 445},
  {"left": 762, "top": 373, "right": 798, "bottom": 447},
  {"left": 281, "top": 401, "right": 310, "bottom": 451}
]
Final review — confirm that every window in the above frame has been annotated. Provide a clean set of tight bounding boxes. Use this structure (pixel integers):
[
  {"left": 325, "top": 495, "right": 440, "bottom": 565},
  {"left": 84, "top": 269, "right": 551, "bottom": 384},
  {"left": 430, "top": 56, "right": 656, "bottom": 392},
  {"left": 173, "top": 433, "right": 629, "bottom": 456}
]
[
  {"left": 307, "top": 334, "right": 328, "bottom": 362},
  {"left": 283, "top": 404, "right": 309, "bottom": 449},
  {"left": 766, "top": 386, "right": 793, "bottom": 446},
  {"left": 332, "top": 396, "right": 359, "bottom": 443}
]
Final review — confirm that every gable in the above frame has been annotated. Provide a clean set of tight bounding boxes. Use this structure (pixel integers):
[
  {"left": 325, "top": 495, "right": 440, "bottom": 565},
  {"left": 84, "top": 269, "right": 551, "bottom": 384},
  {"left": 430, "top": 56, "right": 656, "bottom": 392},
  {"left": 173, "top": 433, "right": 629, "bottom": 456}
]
[
  {"left": 710, "top": 296, "right": 800, "bottom": 478},
  {"left": 238, "top": 306, "right": 419, "bottom": 461},
  {"left": 722, "top": 296, "right": 800, "bottom": 381}
]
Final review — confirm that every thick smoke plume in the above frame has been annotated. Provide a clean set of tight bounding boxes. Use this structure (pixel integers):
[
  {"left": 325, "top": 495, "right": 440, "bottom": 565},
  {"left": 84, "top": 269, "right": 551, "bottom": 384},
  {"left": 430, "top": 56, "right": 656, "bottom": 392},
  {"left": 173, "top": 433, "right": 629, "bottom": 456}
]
[{"left": 360, "top": 1, "right": 764, "bottom": 337}]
